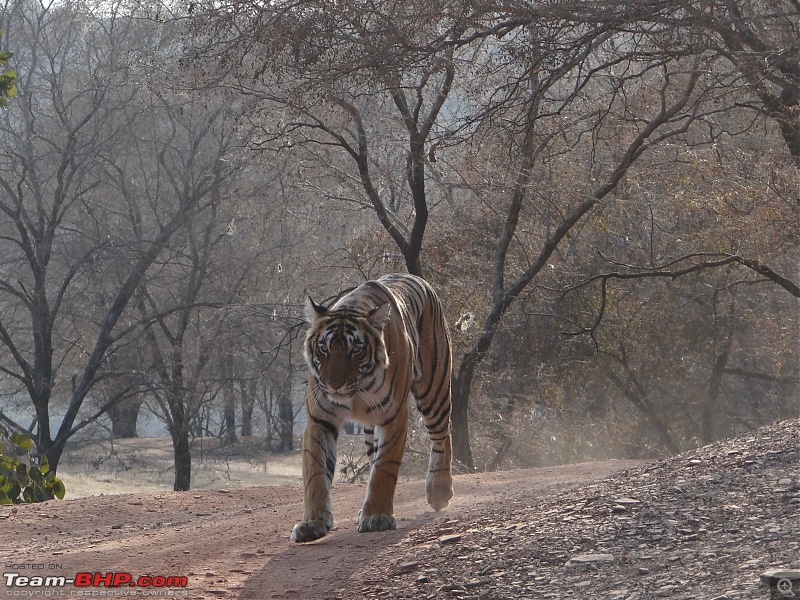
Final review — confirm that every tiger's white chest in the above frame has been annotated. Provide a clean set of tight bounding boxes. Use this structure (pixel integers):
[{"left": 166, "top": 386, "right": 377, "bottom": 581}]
[{"left": 339, "top": 389, "right": 391, "bottom": 426}]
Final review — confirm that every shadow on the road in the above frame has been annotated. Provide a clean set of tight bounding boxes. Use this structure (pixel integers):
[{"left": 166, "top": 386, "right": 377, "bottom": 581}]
[{"left": 238, "top": 513, "right": 438, "bottom": 599}]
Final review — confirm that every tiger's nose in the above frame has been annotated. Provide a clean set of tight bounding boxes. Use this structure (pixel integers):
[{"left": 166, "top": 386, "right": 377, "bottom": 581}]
[{"left": 325, "top": 362, "right": 350, "bottom": 389}]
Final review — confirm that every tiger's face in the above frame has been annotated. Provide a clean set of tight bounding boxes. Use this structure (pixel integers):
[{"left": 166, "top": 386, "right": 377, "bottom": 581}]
[{"left": 304, "top": 298, "right": 391, "bottom": 396}]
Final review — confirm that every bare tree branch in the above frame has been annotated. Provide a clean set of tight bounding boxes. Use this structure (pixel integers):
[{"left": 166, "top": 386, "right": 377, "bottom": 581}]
[{"left": 565, "top": 253, "right": 800, "bottom": 299}]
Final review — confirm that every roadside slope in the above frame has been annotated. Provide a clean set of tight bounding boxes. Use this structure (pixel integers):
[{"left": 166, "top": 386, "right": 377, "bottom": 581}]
[{"left": 350, "top": 418, "right": 799, "bottom": 600}]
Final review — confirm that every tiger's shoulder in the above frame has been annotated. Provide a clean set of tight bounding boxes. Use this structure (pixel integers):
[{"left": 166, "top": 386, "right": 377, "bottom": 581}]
[{"left": 331, "top": 274, "right": 426, "bottom": 309}]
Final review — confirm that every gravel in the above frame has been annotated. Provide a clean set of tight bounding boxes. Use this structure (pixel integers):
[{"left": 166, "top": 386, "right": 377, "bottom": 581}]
[{"left": 347, "top": 418, "right": 799, "bottom": 599}]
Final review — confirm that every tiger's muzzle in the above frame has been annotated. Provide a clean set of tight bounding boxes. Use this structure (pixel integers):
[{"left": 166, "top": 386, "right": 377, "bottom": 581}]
[{"left": 318, "top": 342, "right": 360, "bottom": 392}]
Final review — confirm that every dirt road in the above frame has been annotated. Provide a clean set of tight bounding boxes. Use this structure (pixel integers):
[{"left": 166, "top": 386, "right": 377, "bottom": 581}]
[{"left": 0, "top": 459, "right": 644, "bottom": 599}]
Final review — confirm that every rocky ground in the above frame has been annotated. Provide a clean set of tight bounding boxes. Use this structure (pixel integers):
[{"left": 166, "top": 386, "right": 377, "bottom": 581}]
[{"left": 350, "top": 418, "right": 799, "bottom": 600}]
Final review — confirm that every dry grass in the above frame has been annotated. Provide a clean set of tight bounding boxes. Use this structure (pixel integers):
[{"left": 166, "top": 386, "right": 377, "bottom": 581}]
[{"left": 55, "top": 436, "right": 303, "bottom": 498}]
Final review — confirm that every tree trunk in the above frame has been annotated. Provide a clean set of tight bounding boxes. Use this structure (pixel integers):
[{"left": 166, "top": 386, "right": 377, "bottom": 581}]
[
  {"left": 220, "top": 351, "right": 237, "bottom": 443},
  {"left": 450, "top": 304, "right": 507, "bottom": 471},
  {"left": 108, "top": 399, "right": 141, "bottom": 439},
  {"left": 276, "top": 389, "right": 294, "bottom": 453},
  {"left": 37, "top": 436, "right": 66, "bottom": 476},
  {"left": 169, "top": 393, "right": 192, "bottom": 491},
  {"left": 264, "top": 387, "right": 275, "bottom": 451},
  {"left": 240, "top": 379, "right": 255, "bottom": 437},
  {"left": 701, "top": 333, "right": 734, "bottom": 444},
  {"left": 450, "top": 378, "right": 474, "bottom": 470},
  {"left": 223, "top": 384, "right": 237, "bottom": 444},
  {"left": 172, "top": 428, "right": 192, "bottom": 492},
  {"left": 605, "top": 369, "right": 679, "bottom": 455}
]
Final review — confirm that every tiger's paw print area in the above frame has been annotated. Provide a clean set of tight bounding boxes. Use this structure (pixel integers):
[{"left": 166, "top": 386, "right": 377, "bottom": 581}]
[{"left": 357, "top": 510, "right": 397, "bottom": 533}]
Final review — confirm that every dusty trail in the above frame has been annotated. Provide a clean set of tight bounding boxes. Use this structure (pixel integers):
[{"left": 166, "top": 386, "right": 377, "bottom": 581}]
[{"left": 1, "top": 460, "right": 644, "bottom": 599}]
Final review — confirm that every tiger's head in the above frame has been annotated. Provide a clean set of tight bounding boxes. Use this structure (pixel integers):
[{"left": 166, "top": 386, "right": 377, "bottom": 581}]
[{"left": 304, "top": 297, "right": 391, "bottom": 395}]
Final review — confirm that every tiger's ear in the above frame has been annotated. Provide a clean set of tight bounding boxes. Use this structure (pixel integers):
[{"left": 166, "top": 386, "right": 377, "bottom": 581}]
[
  {"left": 367, "top": 303, "right": 391, "bottom": 330},
  {"left": 305, "top": 296, "right": 327, "bottom": 324}
]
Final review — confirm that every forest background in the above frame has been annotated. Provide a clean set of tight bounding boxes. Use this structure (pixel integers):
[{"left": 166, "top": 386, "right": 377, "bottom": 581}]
[{"left": 0, "top": 0, "right": 797, "bottom": 493}]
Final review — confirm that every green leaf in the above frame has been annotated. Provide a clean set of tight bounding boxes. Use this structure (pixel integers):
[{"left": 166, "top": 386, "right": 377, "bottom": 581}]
[
  {"left": 50, "top": 479, "right": 66, "bottom": 500},
  {"left": 15, "top": 462, "right": 29, "bottom": 484},
  {"left": 7, "top": 482, "right": 20, "bottom": 502},
  {"left": 29, "top": 467, "right": 43, "bottom": 484},
  {"left": 11, "top": 433, "right": 32, "bottom": 452}
]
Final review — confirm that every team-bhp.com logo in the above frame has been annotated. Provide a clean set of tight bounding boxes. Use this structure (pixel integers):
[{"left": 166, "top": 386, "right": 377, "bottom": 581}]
[{"left": 4, "top": 571, "right": 188, "bottom": 592}]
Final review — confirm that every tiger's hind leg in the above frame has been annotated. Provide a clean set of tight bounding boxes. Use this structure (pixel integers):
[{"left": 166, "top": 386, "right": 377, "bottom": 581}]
[
  {"left": 412, "top": 320, "right": 454, "bottom": 512},
  {"left": 412, "top": 381, "right": 453, "bottom": 511},
  {"left": 423, "top": 406, "right": 453, "bottom": 511}
]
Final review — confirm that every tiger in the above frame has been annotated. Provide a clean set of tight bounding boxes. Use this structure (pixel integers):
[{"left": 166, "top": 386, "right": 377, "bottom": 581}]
[{"left": 291, "top": 273, "right": 454, "bottom": 543}]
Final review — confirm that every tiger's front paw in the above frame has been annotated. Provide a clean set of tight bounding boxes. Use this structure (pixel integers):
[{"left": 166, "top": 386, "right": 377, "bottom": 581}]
[
  {"left": 291, "top": 518, "right": 332, "bottom": 543},
  {"left": 357, "top": 510, "right": 396, "bottom": 533}
]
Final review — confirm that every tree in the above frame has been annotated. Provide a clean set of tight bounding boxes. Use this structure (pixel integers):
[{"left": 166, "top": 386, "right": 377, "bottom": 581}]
[
  {"left": 431, "top": 0, "right": 798, "bottom": 465},
  {"left": 190, "top": 0, "right": 799, "bottom": 469},
  {"left": 0, "top": 1, "right": 240, "bottom": 474},
  {"left": 191, "top": 0, "right": 465, "bottom": 278},
  {"left": 0, "top": 0, "right": 139, "bottom": 469},
  {"left": 548, "top": 136, "right": 799, "bottom": 454},
  {"left": 677, "top": 0, "right": 800, "bottom": 165},
  {"left": 104, "top": 34, "right": 250, "bottom": 487}
]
